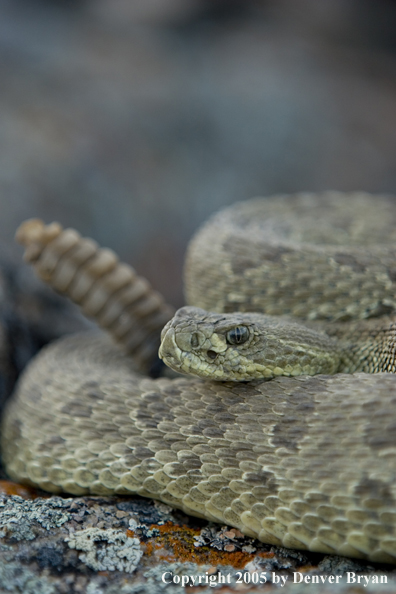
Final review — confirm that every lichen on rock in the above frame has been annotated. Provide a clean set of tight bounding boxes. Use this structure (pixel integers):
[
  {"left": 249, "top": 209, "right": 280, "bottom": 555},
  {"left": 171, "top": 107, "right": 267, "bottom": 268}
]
[
  {"left": 0, "top": 495, "right": 71, "bottom": 541},
  {"left": 65, "top": 527, "right": 142, "bottom": 573}
]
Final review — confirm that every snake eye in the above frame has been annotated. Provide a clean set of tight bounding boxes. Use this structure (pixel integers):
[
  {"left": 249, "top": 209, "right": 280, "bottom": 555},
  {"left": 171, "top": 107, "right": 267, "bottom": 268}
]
[{"left": 226, "top": 326, "right": 250, "bottom": 345}]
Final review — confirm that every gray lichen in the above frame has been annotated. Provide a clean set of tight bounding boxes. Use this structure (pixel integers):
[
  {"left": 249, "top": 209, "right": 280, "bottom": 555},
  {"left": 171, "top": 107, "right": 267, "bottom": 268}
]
[
  {"left": 193, "top": 524, "right": 258, "bottom": 554},
  {"left": 0, "top": 495, "right": 71, "bottom": 541},
  {"left": 65, "top": 527, "right": 142, "bottom": 572},
  {"left": 318, "top": 555, "right": 375, "bottom": 574},
  {"left": 0, "top": 558, "right": 56, "bottom": 594}
]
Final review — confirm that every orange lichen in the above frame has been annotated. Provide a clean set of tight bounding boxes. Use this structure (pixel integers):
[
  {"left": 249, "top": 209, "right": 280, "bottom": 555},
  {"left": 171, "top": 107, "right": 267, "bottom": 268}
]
[
  {"left": 143, "top": 541, "right": 155, "bottom": 556},
  {"left": 0, "top": 480, "right": 42, "bottom": 499},
  {"left": 143, "top": 522, "right": 259, "bottom": 569},
  {"left": 257, "top": 551, "right": 275, "bottom": 559},
  {"left": 126, "top": 529, "right": 135, "bottom": 538}
]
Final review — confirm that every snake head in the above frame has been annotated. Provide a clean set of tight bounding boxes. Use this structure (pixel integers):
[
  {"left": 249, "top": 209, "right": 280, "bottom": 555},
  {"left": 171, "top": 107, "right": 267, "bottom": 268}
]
[
  {"left": 159, "top": 306, "right": 255, "bottom": 380},
  {"left": 159, "top": 306, "right": 340, "bottom": 381}
]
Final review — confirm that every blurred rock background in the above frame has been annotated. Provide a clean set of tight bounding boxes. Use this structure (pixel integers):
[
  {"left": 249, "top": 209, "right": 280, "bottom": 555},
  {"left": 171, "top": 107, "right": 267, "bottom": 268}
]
[{"left": 0, "top": 0, "right": 396, "bottom": 307}]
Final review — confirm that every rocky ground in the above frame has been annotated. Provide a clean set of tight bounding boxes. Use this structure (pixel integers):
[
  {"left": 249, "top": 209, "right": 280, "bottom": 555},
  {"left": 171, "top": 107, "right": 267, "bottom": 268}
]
[{"left": 0, "top": 491, "right": 395, "bottom": 594}]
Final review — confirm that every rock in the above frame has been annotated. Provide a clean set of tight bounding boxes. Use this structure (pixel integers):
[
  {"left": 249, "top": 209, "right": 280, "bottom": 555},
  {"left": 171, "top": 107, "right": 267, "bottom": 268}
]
[
  {"left": 0, "top": 262, "right": 90, "bottom": 414},
  {"left": 0, "top": 493, "right": 395, "bottom": 593}
]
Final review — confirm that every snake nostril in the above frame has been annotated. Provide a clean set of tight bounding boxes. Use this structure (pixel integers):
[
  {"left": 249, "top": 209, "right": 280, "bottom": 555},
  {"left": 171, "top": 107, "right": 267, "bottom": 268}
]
[
  {"left": 191, "top": 332, "right": 199, "bottom": 348},
  {"left": 207, "top": 350, "right": 217, "bottom": 360}
]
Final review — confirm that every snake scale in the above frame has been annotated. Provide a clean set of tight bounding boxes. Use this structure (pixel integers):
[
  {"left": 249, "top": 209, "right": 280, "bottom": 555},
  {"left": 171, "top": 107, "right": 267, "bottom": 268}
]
[{"left": 2, "top": 192, "right": 396, "bottom": 563}]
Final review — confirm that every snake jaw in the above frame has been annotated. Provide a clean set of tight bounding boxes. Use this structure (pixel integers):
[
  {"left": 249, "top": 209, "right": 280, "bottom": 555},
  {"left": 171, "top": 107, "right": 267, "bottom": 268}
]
[{"left": 158, "top": 326, "right": 184, "bottom": 371}]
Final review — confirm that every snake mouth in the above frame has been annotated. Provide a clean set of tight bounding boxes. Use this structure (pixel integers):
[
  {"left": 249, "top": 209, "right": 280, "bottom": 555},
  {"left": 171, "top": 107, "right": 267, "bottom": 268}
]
[{"left": 158, "top": 327, "right": 184, "bottom": 370}]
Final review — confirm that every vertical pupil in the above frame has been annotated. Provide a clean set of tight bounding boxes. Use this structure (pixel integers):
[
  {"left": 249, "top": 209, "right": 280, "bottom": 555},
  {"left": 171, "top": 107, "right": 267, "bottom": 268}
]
[{"left": 227, "top": 326, "right": 248, "bottom": 345}]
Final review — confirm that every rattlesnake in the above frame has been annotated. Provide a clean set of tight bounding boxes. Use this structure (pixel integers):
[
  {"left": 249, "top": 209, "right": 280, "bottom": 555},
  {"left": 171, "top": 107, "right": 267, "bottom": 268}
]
[{"left": 2, "top": 192, "right": 396, "bottom": 564}]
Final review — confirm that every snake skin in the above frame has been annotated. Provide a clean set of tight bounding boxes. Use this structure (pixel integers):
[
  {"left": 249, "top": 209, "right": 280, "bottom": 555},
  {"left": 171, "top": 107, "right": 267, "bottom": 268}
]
[{"left": 2, "top": 192, "right": 396, "bottom": 563}]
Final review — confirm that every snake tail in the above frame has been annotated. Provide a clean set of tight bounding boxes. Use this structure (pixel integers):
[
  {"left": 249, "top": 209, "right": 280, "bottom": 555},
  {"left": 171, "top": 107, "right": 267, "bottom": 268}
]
[{"left": 16, "top": 219, "right": 175, "bottom": 370}]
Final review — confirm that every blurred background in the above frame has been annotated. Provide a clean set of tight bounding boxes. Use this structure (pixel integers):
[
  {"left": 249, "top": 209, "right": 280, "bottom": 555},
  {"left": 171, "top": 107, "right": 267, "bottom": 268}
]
[{"left": 1, "top": 0, "right": 396, "bottom": 307}]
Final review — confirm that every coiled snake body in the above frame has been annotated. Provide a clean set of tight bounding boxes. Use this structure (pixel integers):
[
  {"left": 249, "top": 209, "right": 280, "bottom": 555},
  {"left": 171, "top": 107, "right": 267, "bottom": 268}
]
[{"left": 2, "top": 192, "right": 396, "bottom": 563}]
